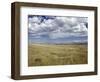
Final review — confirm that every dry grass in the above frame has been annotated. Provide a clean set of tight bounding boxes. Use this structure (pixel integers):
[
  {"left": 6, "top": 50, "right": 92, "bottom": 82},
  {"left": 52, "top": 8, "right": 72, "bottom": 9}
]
[{"left": 28, "top": 43, "right": 88, "bottom": 66}]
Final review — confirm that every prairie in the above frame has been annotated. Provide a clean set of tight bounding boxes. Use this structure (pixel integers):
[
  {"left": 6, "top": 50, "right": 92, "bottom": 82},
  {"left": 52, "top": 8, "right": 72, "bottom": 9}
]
[{"left": 28, "top": 43, "right": 87, "bottom": 66}]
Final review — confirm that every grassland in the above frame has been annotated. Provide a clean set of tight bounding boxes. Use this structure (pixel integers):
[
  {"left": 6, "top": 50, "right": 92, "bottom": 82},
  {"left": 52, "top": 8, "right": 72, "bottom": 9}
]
[{"left": 28, "top": 43, "right": 88, "bottom": 66}]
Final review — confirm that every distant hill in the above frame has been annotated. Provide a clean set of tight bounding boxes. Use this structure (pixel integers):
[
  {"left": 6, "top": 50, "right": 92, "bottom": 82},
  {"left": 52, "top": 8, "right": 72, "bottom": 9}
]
[{"left": 29, "top": 41, "right": 88, "bottom": 45}]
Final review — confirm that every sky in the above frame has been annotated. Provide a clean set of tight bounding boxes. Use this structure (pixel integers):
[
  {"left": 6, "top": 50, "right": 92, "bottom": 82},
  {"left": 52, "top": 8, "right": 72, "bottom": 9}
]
[{"left": 28, "top": 15, "right": 88, "bottom": 44}]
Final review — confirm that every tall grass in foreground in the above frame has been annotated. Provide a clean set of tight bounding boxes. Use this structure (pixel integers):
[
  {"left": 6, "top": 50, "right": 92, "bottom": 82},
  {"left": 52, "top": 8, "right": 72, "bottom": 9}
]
[{"left": 28, "top": 44, "right": 87, "bottom": 66}]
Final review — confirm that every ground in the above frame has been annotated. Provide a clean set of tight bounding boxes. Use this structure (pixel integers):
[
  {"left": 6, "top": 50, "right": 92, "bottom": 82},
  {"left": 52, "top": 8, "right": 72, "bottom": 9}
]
[{"left": 28, "top": 43, "right": 87, "bottom": 66}]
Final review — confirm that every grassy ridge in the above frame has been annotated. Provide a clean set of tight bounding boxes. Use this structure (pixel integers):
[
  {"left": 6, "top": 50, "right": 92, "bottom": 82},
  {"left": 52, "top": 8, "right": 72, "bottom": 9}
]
[{"left": 28, "top": 44, "right": 88, "bottom": 66}]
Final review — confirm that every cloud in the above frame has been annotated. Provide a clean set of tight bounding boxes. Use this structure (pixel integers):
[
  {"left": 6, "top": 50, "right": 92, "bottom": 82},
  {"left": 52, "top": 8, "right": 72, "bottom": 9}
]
[
  {"left": 28, "top": 15, "right": 88, "bottom": 43},
  {"left": 28, "top": 16, "right": 41, "bottom": 24}
]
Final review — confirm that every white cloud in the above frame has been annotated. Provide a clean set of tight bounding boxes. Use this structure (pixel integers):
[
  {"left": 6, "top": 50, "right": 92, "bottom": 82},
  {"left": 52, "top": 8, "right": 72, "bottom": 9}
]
[
  {"left": 28, "top": 16, "right": 88, "bottom": 39},
  {"left": 73, "top": 23, "right": 87, "bottom": 33},
  {"left": 29, "top": 16, "right": 41, "bottom": 24},
  {"left": 49, "top": 32, "right": 72, "bottom": 39}
]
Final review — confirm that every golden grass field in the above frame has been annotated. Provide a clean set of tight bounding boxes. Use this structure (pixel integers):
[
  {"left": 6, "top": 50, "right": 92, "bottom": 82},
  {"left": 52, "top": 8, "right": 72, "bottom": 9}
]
[{"left": 28, "top": 43, "right": 88, "bottom": 66}]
